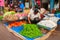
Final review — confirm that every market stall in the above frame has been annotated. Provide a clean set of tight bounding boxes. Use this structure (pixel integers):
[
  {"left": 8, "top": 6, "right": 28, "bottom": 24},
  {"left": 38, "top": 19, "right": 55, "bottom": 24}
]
[
  {"left": 0, "top": 10, "right": 58, "bottom": 40},
  {"left": 0, "top": 0, "right": 60, "bottom": 39}
]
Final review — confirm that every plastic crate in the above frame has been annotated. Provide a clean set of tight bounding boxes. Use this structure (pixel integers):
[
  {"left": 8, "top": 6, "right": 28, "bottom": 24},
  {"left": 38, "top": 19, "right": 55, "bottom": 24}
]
[{"left": 54, "top": 14, "right": 60, "bottom": 18}]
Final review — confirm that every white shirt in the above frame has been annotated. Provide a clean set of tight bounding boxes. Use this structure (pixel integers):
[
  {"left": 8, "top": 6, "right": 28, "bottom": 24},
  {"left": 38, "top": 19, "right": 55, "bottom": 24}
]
[{"left": 28, "top": 12, "right": 41, "bottom": 20}]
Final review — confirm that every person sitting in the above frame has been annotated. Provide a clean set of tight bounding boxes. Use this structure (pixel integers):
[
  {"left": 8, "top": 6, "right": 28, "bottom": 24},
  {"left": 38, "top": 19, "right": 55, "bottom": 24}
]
[
  {"left": 14, "top": 5, "right": 23, "bottom": 12},
  {"left": 28, "top": 8, "right": 41, "bottom": 24},
  {"left": 18, "top": 1, "right": 25, "bottom": 12}
]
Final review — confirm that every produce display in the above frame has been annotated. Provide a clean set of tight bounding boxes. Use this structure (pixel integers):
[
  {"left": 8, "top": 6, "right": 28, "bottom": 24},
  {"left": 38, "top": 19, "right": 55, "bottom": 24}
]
[
  {"left": 3, "top": 14, "right": 18, "bottom": 21},
  {"left": 15, "top": 13, "right": 28, "bottom": 17},
  {"left": 2, "top": 11, "right": 18, "bottom": 21},
  {"left": 3, "top": 11, "right": 15, "bottom": 17},
  {"left": 20, "top": 24, "right": 43, "bottom": 38},
  {"left": 3, "top": 8, "right": 57, "bottom": 40},
  {"left": 37, "top": 20, "right": 57, "bottom": 30},
  {"left": 8, "top": 21, "right": 26, "bottom": 28},
  {"left": 15, "top": 13, "right": 28, "bottom": 20}
]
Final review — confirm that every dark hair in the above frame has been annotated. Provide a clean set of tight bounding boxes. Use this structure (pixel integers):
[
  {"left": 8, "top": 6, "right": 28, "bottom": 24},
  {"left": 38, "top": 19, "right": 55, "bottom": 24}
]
[{"left": 34, "top": 8, "right": 38, "bottom": 13}]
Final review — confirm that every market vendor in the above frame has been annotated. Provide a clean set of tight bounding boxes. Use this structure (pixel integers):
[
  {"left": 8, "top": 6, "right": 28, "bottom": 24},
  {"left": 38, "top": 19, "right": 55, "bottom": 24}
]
[{"left": 28, "top": 8, "right": 41, "bottom": 24}]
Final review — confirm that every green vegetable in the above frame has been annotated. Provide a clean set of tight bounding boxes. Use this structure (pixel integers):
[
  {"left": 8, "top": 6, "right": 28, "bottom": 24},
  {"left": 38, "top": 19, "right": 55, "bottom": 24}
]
[
  {"left": 3, "top": 11, "right": 15, "bottom": 17},
  {"left": 10, "top": 11, "right": 16, "bottom": 14},
  {"left": 0, "top": 16, "right": 3, "bottom": 20},
  {"left": 19, "top": 24, "right": 43, "bottom": 38}
]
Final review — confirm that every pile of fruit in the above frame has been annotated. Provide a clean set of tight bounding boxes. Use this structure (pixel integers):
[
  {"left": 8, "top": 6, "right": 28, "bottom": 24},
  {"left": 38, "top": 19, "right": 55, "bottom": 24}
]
[
  {"left": 3, "top": 11, "right": 15, "bottom": 17},
  {"left": 3, "top": 11, "right": 18, "bottom": 21},
  {"left": 8, "top": 21, "right": 26, "bottom": 28},
  {"left": 20, "top": 24, "right": 43, "bottom": 38}
]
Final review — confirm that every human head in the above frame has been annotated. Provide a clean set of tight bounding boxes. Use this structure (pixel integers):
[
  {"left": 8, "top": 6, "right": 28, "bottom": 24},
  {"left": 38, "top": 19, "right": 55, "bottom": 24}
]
[{"left": 34, "top": 8, "right": 39, "bottom": 14}]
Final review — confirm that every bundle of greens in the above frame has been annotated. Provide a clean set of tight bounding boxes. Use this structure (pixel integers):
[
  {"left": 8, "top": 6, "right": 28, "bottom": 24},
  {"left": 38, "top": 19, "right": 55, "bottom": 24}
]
[
  {"left": 19, "top": 24, "right": 43, "bottom": 38},
  {"left": 0, "top": 16, "right": 3, "bottom": 20}
]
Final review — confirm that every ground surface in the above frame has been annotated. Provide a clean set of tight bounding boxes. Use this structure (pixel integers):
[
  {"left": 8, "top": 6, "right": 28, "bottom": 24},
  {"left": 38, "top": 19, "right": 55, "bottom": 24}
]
[
  {"left": 47, "top": 25, "right": 60, "bottom": 40},
  {"left": 0, "top": 21, "right": 22, "bottom": 40},
  {"left": 0, "top": 21, "right": 60, "bottom": 40}
]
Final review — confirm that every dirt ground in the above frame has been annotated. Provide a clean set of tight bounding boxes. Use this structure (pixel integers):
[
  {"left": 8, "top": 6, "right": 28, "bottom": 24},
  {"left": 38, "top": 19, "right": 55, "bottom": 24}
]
[
  {"left": 0, "top": 21, "right": 60, "bottom": 40},
  {"left": 46, "top": 25, "right": 60, "bottom": 40}
]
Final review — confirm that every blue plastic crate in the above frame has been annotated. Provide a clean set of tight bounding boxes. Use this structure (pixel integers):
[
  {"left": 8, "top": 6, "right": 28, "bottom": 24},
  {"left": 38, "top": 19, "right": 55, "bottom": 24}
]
[{"left": 55, "top": 14, "right": 60, "bottom": 18}]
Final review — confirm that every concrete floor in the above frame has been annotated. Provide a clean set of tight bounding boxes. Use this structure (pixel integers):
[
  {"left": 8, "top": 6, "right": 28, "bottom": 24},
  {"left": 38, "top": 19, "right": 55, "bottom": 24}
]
[{"left": 0, "top": 21, "right": 60, "bottom": 40}]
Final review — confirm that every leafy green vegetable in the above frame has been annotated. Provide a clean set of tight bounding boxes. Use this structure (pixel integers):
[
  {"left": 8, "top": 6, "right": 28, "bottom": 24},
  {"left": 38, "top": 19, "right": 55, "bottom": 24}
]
[
  {"left": 19, "top": 24, "right": 43, "bottom": 38},
  {"left": 3, "top": 11, "right": 15, "bottom": 17},
  {"left": 0, "top": 16, "right": 3, "bottom": 20}
]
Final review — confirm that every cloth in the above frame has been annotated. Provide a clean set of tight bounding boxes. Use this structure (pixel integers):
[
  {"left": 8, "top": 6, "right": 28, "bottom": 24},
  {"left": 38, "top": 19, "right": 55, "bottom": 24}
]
[
  {"left": 35, "top": 0, "right": 41, "bottom": 5},
  {"left": 32, "top": 0, "right": 35, "bottom": 7},
  {"left": 28, "top": 12, "right": 40, "bottom": 20},
  {"left": 0, "top": 0, "right": 4, "bottom": 6},
  {"left": 19, "top": 3, "right": 24, "bottom": 9}
]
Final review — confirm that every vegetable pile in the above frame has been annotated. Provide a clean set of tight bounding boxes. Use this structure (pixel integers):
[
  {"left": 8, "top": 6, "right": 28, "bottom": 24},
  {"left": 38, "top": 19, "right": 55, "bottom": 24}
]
[
  {"left": 0, "top": 16, "right": 3, "bottom": 20},
  {"left": 3, "top": 11, "right": 15, "bottom": 17},
  {"left": 3, "top": 11, "right": 18, "bottom": 21},
  {"left": 8, "top": 21, "right": 26, "bottom": 28},
  {"left": 20, "top": 24, "right": 43, "bottom": 38}
]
